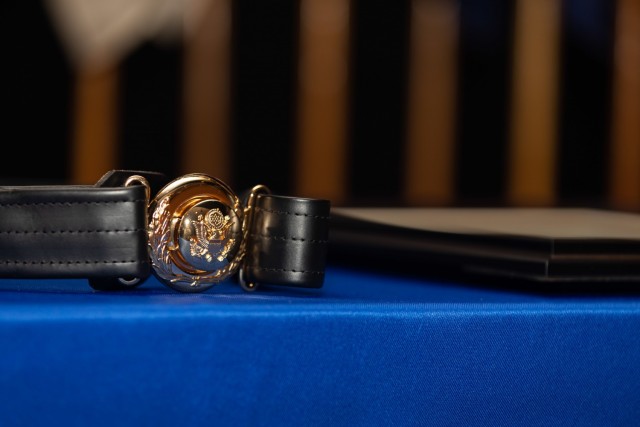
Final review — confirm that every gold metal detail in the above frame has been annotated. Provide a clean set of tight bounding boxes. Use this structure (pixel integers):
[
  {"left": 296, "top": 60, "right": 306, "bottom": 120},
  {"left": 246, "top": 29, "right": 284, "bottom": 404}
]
[
  {"left": 124, "top": 174, "right": 151, "bottom": 201},
  {"left": 146, "top": 174, "right": 243, "bottom": 292},
  {"left": 146, "top": 173, "right": 275, "bottom": 293},
  {"left": 237, "top": 184, "right": 271, "bottom": 292},
  {"left": 189, "top": 208, "right": 234, "bottom": 262}
]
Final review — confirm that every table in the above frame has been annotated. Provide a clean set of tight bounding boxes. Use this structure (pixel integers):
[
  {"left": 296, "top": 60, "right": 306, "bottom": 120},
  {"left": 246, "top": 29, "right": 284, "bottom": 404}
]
[{"left": 1, "top": 266, "right": 639, "bottom": 426}]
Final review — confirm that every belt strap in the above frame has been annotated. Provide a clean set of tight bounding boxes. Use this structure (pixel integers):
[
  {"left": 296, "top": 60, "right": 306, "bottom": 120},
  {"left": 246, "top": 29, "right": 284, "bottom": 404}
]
[
  {"left": 0, "top": 183, "right": 149, "bottom": 279},
  {"left": 0, "top": 170, "right": 330, "bottom": 291},
  {"left": 244, "top": 194, "right": 330, "bottom": 288}
]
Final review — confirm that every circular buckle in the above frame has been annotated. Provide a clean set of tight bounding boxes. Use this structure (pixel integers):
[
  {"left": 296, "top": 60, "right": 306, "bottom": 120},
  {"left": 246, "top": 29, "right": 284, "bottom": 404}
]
[{"left": 147, "top": 173, "right": 248, "bottom": 293}]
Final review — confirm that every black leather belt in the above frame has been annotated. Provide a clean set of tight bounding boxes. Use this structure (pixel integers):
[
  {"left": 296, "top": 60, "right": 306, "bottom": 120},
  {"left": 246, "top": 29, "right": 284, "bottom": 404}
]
[{"left": 0, "top": 170, "right": 330, "bottom": 293}]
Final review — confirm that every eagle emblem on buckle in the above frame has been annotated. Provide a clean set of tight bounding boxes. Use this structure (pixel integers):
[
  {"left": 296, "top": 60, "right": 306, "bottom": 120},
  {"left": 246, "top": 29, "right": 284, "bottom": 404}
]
[
  {"left": 145, "top": 173, "right": 270, "bottom": 293},
  {"left": 189, "top": 208, "right": 235, "bottom": 262}
]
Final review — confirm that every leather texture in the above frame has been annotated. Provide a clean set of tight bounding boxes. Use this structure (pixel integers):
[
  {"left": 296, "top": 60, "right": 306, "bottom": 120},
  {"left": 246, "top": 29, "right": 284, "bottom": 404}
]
[
  {"left": 0, "top": 173, "right": 156, "bottom": 280},
  {"left": 244, "top": 194, "right": 331, "bottom": 288},
  {"left": 89, "top": 170, "right": 170, "bottom": 290},
  {"left": 0, "top": 185, "right": 148, "bottom": 279}
]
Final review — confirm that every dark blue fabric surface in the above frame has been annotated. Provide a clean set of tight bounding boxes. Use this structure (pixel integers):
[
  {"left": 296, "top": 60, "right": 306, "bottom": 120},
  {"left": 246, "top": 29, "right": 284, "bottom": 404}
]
[{"left": 1, "top": 266, "right": 639, "bottom": 426}]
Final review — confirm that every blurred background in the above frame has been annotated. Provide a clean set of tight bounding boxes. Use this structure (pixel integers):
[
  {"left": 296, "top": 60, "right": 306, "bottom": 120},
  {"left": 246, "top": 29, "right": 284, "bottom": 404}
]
[{"left": 1, "top": 0, "right": 638, "bottom": 211}]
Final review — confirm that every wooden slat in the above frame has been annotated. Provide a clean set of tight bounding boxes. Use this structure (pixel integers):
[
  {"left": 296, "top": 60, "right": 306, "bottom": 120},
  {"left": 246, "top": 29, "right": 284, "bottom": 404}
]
[
  {"left": 296, "top": 0, "right": 350, "bottom": 204},
  {"left": 508, "top": 0, "right": 561, "bottom": 206},
  {"left": 182, "top": 0, "right": 232, "bottom": 181},
  {"left": 71, "top": 65, "right": 119, "bottom": 184},
  {"left": 404, "top": 0, "right": 459, "bottom": 206},
  {"left": 610, "top": 0, "right": 640, "bottom": 211}
]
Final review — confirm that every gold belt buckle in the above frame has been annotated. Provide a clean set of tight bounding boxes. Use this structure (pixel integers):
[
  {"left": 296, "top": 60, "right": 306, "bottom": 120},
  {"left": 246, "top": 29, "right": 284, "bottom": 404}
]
[{"left": 127, "top": 173, "right": 269, "bottom": 293}]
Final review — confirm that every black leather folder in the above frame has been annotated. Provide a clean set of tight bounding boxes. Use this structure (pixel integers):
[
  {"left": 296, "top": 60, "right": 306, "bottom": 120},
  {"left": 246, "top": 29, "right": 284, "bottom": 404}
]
[{"left": 329, "top": 208, "right": 640, "bottom": 284}]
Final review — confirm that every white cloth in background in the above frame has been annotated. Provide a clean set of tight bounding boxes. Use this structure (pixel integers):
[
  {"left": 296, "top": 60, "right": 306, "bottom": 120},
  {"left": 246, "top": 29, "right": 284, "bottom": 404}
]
[{"left": 44, "top": 0, "right": 209, "bottom": 70}]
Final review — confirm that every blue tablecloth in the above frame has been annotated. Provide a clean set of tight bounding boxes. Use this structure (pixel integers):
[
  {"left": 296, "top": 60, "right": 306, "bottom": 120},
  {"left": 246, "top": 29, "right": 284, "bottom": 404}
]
[{"left": 1, "top": 266, "right": 639, "bottom": 426}]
